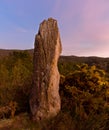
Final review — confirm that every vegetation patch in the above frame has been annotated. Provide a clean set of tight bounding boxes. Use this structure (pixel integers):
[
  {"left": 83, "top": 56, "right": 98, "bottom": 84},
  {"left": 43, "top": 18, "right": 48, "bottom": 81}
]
[{"left": 0, "top": 51, "right": 109, "bottom": 129}]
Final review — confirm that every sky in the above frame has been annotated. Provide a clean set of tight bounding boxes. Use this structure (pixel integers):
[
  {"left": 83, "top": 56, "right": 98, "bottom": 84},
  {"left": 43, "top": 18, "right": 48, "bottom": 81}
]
[{"left": 0, "top": 0, "right": 109, "bottom": 57}]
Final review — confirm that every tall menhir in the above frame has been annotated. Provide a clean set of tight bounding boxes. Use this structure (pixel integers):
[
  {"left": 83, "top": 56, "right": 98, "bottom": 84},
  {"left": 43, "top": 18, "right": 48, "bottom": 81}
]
[{"left": 29, "top": 18, "right": 62, "bottom": 121}]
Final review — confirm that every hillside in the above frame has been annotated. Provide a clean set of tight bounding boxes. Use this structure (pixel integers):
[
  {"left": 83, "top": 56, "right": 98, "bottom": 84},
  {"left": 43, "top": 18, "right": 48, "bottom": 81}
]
[
  {"left": 59, "top": 55, "right": 109, "bottom": 73},
  {"left": 0, "top": 49, "right": 109, "bottom": 74},
  {"left": 0, "top": 49, "right": 34, "bottom": 58},
  {"left": 0, "top": 49, "right": 109, "bottom": 63},
  {"left": 0, "top": 49, "right": 109, "bottom": 130},
  {"left": 0, "top": 49, "right": 109, "bottom": 73}
]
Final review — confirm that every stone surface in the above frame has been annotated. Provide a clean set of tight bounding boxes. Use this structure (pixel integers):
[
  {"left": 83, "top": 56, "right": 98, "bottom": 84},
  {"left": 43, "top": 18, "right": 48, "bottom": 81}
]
[{"left": 29, "top": 18, "right": 62, "bottom": 121}]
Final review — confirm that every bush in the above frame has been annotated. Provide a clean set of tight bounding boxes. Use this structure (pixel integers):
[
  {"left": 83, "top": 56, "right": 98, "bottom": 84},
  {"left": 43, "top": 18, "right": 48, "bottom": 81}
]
[
  {"left": 60, "top": 64, "right": 109, "bottom": 129},
  {"left": 0, "top": 51, "right": 33, "bottom": 117}
]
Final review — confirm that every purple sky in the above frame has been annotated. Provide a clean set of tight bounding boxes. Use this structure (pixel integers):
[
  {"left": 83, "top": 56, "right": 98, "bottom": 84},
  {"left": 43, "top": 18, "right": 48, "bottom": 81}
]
[{"left": 0, "top": 0, "right": 109, "bottom": 57}]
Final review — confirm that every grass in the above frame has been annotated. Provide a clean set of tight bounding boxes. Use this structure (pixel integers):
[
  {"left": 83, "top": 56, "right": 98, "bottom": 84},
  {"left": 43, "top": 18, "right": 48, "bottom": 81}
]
[
  {"left": 0, "top": 112, "right": 76, "bottom": 130},
  {"left": 0, "top": 113, "right": 42, "bottom": 130},
  {"left": 0, "top": 110, "right": 108, "bottom": 130}
]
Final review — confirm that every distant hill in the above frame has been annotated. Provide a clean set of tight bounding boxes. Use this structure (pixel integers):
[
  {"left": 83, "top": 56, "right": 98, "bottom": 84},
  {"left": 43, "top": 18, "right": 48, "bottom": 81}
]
[
  {"left": 59, "top": 55, "right": 109, "bottom": 73},
  {"left": 0, "top": 49, "right": 34, "bottom": 58},
  {"left": 59, "top": 55, "right": 109, "bottom": 65},
  {"left": 0, "top": 49, "right": 109, "bottom": 72}
]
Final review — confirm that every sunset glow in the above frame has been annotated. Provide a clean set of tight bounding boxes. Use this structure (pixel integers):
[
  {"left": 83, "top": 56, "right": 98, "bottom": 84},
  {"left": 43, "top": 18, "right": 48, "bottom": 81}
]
[{"left": 0, "top": 0, "right": 109, "bottom": 57}]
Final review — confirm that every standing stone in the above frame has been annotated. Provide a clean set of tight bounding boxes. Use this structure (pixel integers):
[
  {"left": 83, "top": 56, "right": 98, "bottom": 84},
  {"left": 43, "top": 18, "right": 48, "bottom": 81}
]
[{"left": 29, "top": 18, "right": 62, "bottom": 121}]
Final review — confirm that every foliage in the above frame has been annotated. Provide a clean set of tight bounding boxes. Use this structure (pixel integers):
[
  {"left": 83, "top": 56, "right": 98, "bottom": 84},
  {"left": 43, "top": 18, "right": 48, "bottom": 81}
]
[
  {"left": 0, "top": 51, "right": 33, "bottom": 116},
  {"left": 0, "top": 51, "right": 109, "bottom": 129},
  {"left": 59, "top": 64, "right": 109, "bottom": 129}
]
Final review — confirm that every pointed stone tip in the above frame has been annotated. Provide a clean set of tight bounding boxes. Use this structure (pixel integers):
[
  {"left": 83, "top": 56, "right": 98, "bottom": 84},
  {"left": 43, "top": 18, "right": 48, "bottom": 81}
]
[
  {"left": 39, "top": 17, "right": 59, "bottom": 38},
  {"left": 41, "top": 18, "right": 57, "bottom": 24},
  {"left": 48, "top": 17, "right": 57, "bottom": 22}
]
